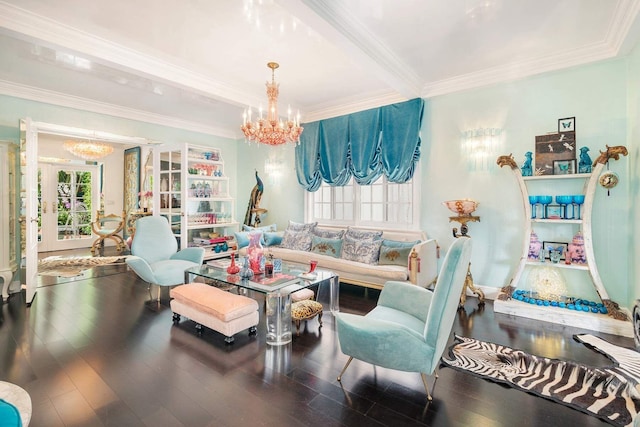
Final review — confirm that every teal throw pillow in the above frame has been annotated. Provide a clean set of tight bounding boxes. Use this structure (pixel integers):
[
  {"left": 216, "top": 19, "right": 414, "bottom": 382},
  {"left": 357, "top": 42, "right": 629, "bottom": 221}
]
[
  {"left": 310, "top": 236, "right": 343, "bottom": 258},
  {"left": 264, "top": 231, "right": 284, "bottom": 247},
  {"left": 0, "top": 399, "right": 22, "bottom": 427},
  {"left": 243, "top": 223, "right": 277, "bottom": 232},
  {"left": 379, "top": 240, "right": 419, "bottom": 267}
]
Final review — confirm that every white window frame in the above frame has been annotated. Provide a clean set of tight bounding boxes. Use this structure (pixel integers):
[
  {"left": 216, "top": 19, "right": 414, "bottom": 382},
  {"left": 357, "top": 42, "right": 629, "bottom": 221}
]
[{"left": 304, "top": 165, "right": 421, "bottom": 230}]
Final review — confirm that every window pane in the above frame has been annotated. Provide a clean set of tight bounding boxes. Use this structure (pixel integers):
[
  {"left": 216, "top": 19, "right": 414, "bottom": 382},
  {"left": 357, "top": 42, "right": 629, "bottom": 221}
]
[
  {"left": 344, "top": 185, "right": 353, "bottom": 201},
  {"left": 361, "top": 186, "right": 371, "bottom": 202},
  {"left": 322, "top": 186, "right": 331, "bottom": 200},
  {"left": 371, "top": 184, "right": 383, "bottom": 201},
  {"left": 322, "top": 204, "right": 331, "bottom": 218},
  {"left": 372, "top": 204, "right": 383, "bottom": 221},
  {"left": 335, "top": 204, "right": 343, "bottom": 220},
  {"left": 344, "top": 204, "right": 354, "bottom": 220},
  {"left": 335, "top": 188, "right": 343, "bottom": 203}
]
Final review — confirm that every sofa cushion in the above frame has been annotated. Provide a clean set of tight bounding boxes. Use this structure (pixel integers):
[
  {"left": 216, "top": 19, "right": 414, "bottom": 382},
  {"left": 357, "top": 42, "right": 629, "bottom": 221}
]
[
  {"left": 264, "top": 231, "right": 284, "bottom": 247},
  {"left": 286, "top": 220, "right": 317, "bottom": 232},
  {"left": 310, "top": 235, "right": 343, "bottom": 258},
  {"left": 281, "top": 229, "right": 313, "bottom": 251},
  {"left": 341, "top": 235, "right": 383, "bottom": 264},
  {"left": 262, "top": 247, "right": 408, "bottom": 284},
  {"left": 379, "top": 239, "right": 420, "bottom": 267},
  {"left": 313, "top": 227, "right": 345, "bottom": 239},
  {"left": 345, "top": 227, "right": 383, "bottom": 241}
]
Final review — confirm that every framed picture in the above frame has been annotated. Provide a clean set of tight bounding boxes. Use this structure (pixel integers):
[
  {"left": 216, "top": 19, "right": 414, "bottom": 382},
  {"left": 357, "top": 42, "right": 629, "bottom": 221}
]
[
  {"left": 543, "top": 241, "right": 568, "bottom": 260},
  {"left": 546, "top": 204, "right": 563, "bottom": 219},
  {"left": 534, "top": 131, "right": 576, "bottom": 175},
  {"left": 558, "top": 117, "right": 575, "bottom": 133},
  {"left": 553, "top": 159, "right": 576, "bottom": 175}
]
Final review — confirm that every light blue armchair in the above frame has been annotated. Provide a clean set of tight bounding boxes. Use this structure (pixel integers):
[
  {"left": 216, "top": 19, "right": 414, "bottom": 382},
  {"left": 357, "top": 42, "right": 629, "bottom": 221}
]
[
  {"left": 335, "top": 237, "right": 472, "bottom": 400},
  {"left": 126, "top": 216, "right": 205, "bottom": 300}
]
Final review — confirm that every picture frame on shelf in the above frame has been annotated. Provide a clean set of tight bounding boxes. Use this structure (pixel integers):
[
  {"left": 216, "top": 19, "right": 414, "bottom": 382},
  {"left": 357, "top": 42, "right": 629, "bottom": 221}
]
[
  {"left": 546, "top": 204, "right": 563, "bottom": 219},
  {"left": 534, "top": 131, "right": 576, "bottom": 175},
  {"left": 553, "top": 159, "right": 576, "bottom": 175},
  {"left": 543, "top": 241, "right": 568, "bottom": 260},
  {"left": 558, "top": 117, "right": 575, "bottom": 133}
]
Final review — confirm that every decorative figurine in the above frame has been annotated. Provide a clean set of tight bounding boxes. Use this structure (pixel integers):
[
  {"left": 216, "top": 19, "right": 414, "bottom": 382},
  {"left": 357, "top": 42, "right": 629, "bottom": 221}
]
[
  {"left": 549, "top": 246, "right": 563, "bottom": 264},
  {"left": 226, "top": 252, "right": 240, "bottom": 274},
  {"left": 578, "top": 147, "right": 592, "bottom": 173},
  {"left": 528, "top": 231, "right": 543, "bottom": 260},
  {"left": 521, "top": 151, "right": 533, "bottom": 176},
  {"left": 568, "top": 232, "right": 587, "bottom": 264},
  {"left": 239, "top": 256, "right": 254, "bottom": 279}
]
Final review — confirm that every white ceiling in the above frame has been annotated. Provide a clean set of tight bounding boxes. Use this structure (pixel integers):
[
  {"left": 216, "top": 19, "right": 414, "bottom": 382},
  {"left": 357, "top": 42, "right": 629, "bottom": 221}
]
[{"left": 1, "top": 0, "right": 639, "bottom": 139}]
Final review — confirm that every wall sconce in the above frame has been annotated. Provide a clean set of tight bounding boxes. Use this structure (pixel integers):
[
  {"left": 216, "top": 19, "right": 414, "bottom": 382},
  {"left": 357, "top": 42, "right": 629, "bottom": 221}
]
[
  {"left": 264, "top": 155, "right": 284, "bottom": 185},
  {"left": 461, "top": 128, "right": 502, "bottom": 171}
]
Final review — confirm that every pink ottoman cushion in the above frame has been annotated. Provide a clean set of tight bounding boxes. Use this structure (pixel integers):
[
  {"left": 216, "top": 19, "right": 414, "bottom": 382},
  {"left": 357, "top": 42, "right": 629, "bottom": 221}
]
[{"left": 170, "top": 283, "right": 258, "bottom": 322}]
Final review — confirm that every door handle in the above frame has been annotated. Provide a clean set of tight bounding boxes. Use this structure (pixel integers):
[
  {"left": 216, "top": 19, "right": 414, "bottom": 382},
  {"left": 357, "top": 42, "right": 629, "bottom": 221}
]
[
  {"left": 30, "top": 217, "right": 38, "bottom": 223},
  {"left": 42, "top": 201, "right": 47, "bottom": 213},
  {"left": 52, "top": 201, "right": 58, "bottom": 213}
]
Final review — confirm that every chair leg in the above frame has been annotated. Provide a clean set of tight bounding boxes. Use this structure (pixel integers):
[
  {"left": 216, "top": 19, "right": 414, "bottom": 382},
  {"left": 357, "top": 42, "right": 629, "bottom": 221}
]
[
  {"left": 157, "top": 286, "right": 161, "bottom": 301},
  {"left": 420, "top": 369, "right": 439, "bottom": 401},
  {"left": 337, "top": 356, "right": 354, "bottom": 382}
]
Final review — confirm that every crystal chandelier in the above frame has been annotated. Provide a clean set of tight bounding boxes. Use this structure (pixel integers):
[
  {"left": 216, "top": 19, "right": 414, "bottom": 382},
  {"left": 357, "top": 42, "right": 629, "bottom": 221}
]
[
  {"left": 63, "top": 139, "right": 114, "bottom": 160},
  {"left": 241, "top": 62, "right": 303, "bottom": 146}
]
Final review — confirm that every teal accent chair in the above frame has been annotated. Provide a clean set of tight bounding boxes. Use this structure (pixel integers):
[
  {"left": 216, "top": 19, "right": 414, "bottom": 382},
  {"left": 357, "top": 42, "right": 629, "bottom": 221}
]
[
  {"left": 335, "top": 237, "right": 472, "bottom": 400},
  {"left": 126, "top": 216, "right": 205, "bottom": 300}
]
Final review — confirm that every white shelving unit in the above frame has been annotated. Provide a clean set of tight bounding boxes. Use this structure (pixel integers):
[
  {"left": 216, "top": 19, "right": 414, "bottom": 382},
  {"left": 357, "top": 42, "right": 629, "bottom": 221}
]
[
  {"left": 155, "top": 144, "right": 239, "bottom": 261},
  {"left": 0, "top": 141, "right": 19, "bottom": 301},
  {"left": 494, "top": 147, "right": 631, "bottom": 337}
]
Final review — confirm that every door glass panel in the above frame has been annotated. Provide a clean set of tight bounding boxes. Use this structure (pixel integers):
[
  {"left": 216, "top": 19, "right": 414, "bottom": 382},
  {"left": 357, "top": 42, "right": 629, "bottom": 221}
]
[{"left": 56, "top": 169, "right": 93, "bottom": 241}]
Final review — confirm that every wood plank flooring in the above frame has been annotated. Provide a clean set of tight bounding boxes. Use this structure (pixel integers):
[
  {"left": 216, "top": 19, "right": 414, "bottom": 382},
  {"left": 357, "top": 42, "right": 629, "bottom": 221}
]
[{"left": 0, "top": 258, "right": 635, "bottom": 426}]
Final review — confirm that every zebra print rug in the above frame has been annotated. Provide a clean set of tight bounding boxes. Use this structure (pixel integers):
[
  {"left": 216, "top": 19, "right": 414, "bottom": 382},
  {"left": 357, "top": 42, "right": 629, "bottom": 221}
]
[
  {"left": 442, "top": 334, "right": 640, "bottom": 427},
  {"left": 38, "top": 255, "right": 128, "bottom": 277}
]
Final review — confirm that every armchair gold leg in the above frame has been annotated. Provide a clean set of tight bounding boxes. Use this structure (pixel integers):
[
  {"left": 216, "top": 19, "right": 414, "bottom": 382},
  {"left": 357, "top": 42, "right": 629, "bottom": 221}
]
[
  {"left": 420, "top": 369, "right": 439, "bottom": 401},
  {"left": 337, "top": 356, "right": 354, "bottom": 382}
]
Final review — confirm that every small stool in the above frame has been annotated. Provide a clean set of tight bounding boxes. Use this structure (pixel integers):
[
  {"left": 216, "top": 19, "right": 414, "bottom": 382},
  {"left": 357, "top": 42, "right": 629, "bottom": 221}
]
[
  {"left": 291, "top": 299, "right": 323, "bottom": 336},
  {"left": 170, "top": 283, "right": 259, "bottom": 344},
  {"left": 0, "top": 381, "right": 32, "bottom": 426},
  {"left": 291, "top": 287, "right": 315, "bottom": 302}
]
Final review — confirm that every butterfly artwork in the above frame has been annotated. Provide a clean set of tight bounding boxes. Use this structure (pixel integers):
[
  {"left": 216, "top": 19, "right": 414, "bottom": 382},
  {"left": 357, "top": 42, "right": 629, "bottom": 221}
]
[{"left": 558, "top": 117, "right": 575, "bottom": 132}]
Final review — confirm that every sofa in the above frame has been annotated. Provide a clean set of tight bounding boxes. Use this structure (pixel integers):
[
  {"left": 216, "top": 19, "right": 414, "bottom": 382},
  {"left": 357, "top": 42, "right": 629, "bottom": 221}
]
[{"left": 236, "top": 222, "right": 438, "bottom": 290}]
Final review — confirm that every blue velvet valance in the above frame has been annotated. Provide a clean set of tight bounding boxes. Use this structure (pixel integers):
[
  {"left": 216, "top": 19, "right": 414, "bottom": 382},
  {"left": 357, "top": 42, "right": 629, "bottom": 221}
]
[{"left": 296, "top": 98, "right": 423, "bottom": 191}]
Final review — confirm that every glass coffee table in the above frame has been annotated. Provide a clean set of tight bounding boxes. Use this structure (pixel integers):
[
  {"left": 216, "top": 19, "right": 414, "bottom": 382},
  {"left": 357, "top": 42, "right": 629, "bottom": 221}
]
[{"left": 185, "top": 263, "right": 339, "bottom": 345}]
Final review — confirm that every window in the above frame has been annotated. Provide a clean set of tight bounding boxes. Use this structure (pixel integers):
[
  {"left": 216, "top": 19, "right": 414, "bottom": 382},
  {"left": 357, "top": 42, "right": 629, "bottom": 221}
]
[{"left": 306, "top": 173, "right": 418, "bottom": 229}]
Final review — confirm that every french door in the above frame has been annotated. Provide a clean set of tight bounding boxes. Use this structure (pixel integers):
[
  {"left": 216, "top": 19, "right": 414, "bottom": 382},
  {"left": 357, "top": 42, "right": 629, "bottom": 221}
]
[{"left": 38, "top": 162, "right": 100, "bottom": 252}]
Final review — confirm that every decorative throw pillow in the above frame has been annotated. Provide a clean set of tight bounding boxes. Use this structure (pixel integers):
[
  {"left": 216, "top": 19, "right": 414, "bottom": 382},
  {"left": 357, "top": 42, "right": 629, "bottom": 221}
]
[
  {"left": 264, "top": 231, "right": 284, "bottom": 247},
  {"left": 243, "top": 223, "right": 277, "bottom": 232},
  {"left": 341, "top": 235, "right": 383, "bottom": 264},
  {"left": 234, "top": 230, "right": 264, "bottom": 249},
  {"left": 280, "top": 229, "right": 313, "bottom": 251},
  {"left": 286, "top": 220, "right": 317, "bottom": 232},
  {"left": 310, "top": 236, "right": 343, "bottom": 258},
  {"left": 313, "top": 228, "right": 345, "bottom": 239},
  {"left": 378, "top": 240, "right": 419, "bottom": 267},
  {"left": 345, "top": 227, "right": 383, "bottom": 241}
]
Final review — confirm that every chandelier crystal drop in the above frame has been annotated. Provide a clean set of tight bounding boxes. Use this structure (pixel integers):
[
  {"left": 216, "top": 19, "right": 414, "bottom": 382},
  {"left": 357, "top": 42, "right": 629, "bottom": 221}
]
[
  {"left": 241, "top": 62, "right": 303, "bottom": 146},
  {"left": 63, "top": 139, "right": 114, "bottom": 160}
]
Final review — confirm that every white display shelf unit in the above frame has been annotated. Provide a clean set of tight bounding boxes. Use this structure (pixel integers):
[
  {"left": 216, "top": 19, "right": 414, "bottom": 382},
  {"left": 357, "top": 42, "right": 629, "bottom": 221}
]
[
  {"left": 495, "top": 147, "right": 630, "bottom": 335},
  {"left": 154, "top": 143, "right": 239, "bottom": 257}
]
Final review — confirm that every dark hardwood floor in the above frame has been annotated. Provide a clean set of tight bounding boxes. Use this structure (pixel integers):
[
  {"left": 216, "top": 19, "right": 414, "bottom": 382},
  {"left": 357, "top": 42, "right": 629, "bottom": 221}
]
[{"left": 1, "top": 254, "right": 635, "bottom": 426}]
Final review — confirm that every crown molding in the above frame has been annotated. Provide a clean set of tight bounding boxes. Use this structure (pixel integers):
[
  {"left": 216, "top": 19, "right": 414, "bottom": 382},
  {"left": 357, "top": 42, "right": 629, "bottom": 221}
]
[
  {"left": 422, "top": 40, "right": 617, "bottom": 98},
  {"left": 608, "top": 0, "right": 640, "bottom": 54},
  {"left": 0, "top": 79, "right": 240, "bottom": 139},
  {"left": 0, "top": 1, "right": 263, "bottom": 109}
]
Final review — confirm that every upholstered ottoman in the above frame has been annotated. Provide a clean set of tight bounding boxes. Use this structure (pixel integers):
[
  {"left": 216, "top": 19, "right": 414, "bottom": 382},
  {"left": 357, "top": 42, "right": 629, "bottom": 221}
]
[
  {"left": 291, "top": 299, "right": 323, "bottom": 336},
  {"left": 170, "top": 283, "right": 259, "bottom": 344}
]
